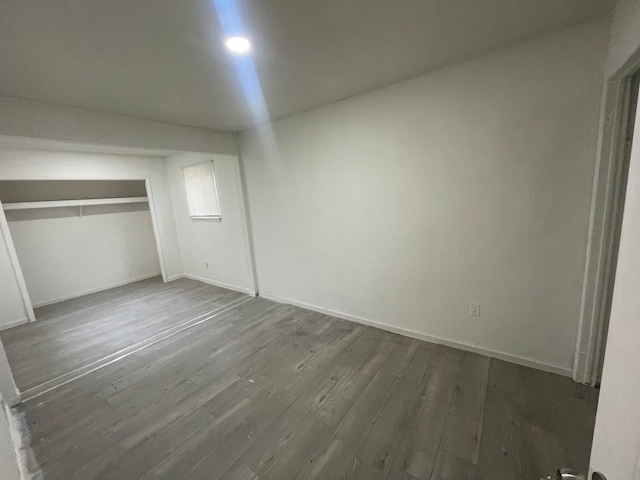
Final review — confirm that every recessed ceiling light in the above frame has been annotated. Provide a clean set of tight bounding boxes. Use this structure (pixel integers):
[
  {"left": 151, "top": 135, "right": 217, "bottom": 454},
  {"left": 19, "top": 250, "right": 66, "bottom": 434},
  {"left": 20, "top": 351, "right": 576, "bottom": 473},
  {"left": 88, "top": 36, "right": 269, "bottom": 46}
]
[{"left": 225, "top": 36, "right": 251, "bottom": 54}]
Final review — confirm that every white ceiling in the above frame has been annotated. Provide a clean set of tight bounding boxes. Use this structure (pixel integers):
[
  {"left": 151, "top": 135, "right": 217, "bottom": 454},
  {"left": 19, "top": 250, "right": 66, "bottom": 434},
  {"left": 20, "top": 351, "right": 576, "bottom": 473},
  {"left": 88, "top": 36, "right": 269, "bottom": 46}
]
[{"left": 0, "top": 0, "right": 616, "bottom": 132}]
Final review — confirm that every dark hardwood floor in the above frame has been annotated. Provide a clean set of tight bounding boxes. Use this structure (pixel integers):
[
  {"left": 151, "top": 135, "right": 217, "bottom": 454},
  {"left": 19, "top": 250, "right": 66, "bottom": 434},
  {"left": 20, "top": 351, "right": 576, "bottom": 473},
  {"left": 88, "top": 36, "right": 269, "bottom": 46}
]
[{"left": 1, "top": 279, "right": 598, "bottom": 479}]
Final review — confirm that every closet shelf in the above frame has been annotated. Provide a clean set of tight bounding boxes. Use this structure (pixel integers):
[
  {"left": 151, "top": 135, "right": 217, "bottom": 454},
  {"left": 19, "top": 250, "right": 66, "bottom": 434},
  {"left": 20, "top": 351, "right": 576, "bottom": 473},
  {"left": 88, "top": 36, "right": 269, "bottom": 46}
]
[{"left": 2, "top": 197, "right": 149, "bottom": 211}]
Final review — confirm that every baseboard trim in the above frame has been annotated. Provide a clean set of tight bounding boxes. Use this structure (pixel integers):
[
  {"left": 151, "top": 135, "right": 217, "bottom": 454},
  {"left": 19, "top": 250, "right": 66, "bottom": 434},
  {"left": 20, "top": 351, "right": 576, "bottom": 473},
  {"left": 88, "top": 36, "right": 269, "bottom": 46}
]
[
  {"left": 31, "top": 272, "right": 162, "bottom": 308},
  {"left": 176, "top": 273, "right": 256, "bottom": 296},
  {"left": 166, "top": 274, "right": 185, "bottom": 282},
  {"left": 259, "top": 293, "right": 572, "bottom": 378},
  {"left": 0, "top": 318, "right": 29, "bottom": 332}
]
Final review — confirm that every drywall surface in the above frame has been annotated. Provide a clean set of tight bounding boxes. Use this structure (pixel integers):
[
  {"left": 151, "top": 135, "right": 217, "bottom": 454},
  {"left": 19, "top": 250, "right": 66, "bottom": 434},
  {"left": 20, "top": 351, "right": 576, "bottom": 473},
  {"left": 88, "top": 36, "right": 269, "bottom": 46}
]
[
  {"left": 7, "top": 207, "right": 161, "bottom": 306},
  {"left": 240, "top": 21, "right": 607, "bottom": 373},
  {"left": 605, "top": 0, "right": 640, "bottom": 76},
  {"left": 0, "top": 96, "right": 237, "bottom": 155},
  {"left": 0, "top": 233, "right": 27, "bottom": 328},
  {"left": 0, "top": 402, "right": 20, "bottom": 480},
  {"left": 590, "top": 84, "right": 640, "bottom": 480},
  {"left": 0, "top": 339, "right": 19, "bottom": 407},
  {"left": 0, "top": 149, "right": 182, "bottom": 328},
  {"left": 166, "top": 153, "right": 253, "bottom": 293}
]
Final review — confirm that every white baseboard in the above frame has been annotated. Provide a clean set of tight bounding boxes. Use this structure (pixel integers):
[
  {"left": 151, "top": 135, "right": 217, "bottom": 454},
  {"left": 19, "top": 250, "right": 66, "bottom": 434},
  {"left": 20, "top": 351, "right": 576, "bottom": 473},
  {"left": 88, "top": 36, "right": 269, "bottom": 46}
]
[
  {"left": 166, "top": 274, "right": 185, "bottom": 282},
  {"left": 31, "top": 272, "right": 162, "bottom": 308},
  {"left": 0, "top": 318, "right": 29, "bottom": 332},
  {"left": 172, "top": 273, "right": 256, "bottom": 296},
  {"left": 259, "top": 293, "right": 572, "bottom": 378}
]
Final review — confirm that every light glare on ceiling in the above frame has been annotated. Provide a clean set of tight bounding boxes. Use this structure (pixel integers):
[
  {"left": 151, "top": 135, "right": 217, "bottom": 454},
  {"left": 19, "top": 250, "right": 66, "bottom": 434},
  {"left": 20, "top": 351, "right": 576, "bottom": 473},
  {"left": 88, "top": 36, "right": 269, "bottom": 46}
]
[{"left": 225, "top": 36, "right": 251, "bottom": 54}]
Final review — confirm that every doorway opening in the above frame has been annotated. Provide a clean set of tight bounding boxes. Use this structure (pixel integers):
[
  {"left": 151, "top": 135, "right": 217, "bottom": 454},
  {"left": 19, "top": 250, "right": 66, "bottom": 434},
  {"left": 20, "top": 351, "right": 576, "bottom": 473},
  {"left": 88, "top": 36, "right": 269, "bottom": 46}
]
[{"left": 575, "top": 71, "right": 640, "bottom": 385}]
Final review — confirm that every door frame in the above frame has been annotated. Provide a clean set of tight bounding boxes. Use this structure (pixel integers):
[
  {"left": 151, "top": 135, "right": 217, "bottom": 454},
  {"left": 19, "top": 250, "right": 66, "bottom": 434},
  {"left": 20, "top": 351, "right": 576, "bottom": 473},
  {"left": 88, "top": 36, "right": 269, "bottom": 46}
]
[
  {"left": 574, "top": 53, "right": 640, "bottom": 385},
  {"left": 144, "top": 177, "right": 168, "bottom": 283},
  {"left": 0, "top": 197, "right": 36, "bottom": 326}
]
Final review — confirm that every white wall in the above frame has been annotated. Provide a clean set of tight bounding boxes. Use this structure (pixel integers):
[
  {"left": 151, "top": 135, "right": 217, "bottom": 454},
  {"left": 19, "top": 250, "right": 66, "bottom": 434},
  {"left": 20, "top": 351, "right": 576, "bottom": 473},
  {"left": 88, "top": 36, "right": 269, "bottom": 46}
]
[
  {"left": 605, "top": 0, "right": 640, "bottom": 77},
  {"left": 7, "top": 207, "right": 161, "bottom": 307},
  {"left": 166, "top": 153, "right": 254, "bottom": 293},
  {"left": 0, "top": 338, "right": 20, "bottom": 479},
  {"left": 0, "top": 340, "right": 19, "bottom": 407},
  {"left": 240, "top": 21, "right": 607, "bottom": 374},
  {"left": 0, "top": 234, "right": 27, "bottom": 329},
  {"left": 589, "top": 1, "right": 640, "bottom": 478},
  {"left": 0, "top": 403, "right": 21, "bottom": 480},
  {"left": 0, "top": 149, "right": 181, "bottom": 329},
  {"left": 0, "top": 96, "right": 237, "bottom": 155}
]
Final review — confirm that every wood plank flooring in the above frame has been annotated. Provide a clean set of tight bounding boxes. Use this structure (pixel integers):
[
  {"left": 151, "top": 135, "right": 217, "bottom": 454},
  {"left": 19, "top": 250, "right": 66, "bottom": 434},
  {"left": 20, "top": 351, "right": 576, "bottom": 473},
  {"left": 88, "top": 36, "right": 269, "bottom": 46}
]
[
  {"left": 0, "top": 277, "right": 246, "bottom": 392},
  {"left": 2, "top": 280, "right": 598, "bottom": 479}
]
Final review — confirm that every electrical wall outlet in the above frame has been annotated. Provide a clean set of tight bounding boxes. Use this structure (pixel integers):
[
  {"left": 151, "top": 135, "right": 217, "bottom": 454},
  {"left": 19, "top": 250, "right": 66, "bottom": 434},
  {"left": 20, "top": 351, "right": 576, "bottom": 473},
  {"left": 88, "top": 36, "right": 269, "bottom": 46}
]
[{"left": 470, "top": 303, "right": 481, "bottom": 317}]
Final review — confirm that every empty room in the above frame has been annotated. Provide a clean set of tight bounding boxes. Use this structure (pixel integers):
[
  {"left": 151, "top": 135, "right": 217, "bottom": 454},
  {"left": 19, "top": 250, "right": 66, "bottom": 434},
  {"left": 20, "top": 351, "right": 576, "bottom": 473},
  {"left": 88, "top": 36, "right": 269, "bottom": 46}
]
[{"left": 0, "top": 1, "right": 639, "bottom": 479}]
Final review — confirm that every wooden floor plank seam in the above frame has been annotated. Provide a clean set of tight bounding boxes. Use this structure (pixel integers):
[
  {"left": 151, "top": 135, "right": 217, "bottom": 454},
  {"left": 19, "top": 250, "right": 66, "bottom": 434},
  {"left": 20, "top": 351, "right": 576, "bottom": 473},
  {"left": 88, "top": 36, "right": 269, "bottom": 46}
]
[
  {"left": 21, "top": 295, "right": 254, "bottom": 403},
  {"left": 1, "top": 278, "right": 598, "bottom": 479}
]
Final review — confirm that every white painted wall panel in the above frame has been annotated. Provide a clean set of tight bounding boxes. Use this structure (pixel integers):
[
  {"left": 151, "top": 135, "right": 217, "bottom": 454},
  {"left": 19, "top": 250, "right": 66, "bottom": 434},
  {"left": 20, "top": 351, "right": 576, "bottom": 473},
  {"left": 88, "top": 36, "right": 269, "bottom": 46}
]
[
  {"left": 240, "top": 22, "right": 607, "bottom": 373},
  {"left": 166, "top": 153, "right": 253, "bottom": 293},
  {"left": 7, "top": 208, "right": 161, "bottom": 306},
  {"left": 605, "top": 0, "right": 640, "bottom": 77},
  {"left": 0, "top": 237, "right": 27, "bottom": 328},
  {"left": 0, "top": 402, "right": 20, "bottom": 480},
  {"left": 0, "top": 96, "right": 237, "bottom": 155}
]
